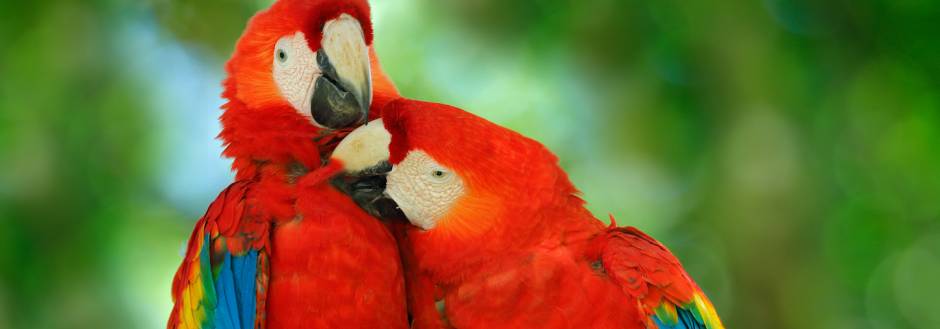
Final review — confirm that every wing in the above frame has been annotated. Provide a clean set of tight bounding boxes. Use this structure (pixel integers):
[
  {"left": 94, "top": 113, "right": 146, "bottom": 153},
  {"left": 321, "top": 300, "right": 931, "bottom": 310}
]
[
  {"left": 601, "top": 226, "right": 724, "bottom": 329},
  {"left": 168, "top": 181, "right": 272, "bottom": 329}
]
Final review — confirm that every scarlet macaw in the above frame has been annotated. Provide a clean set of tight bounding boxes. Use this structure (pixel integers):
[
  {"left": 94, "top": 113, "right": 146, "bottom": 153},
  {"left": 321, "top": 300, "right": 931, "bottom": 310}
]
[
  {"left": 320, "top": 99, "right": 726, "bottom": 329},
  {"left": 166, "top": 1, "right": 407, "bottom": 328}
]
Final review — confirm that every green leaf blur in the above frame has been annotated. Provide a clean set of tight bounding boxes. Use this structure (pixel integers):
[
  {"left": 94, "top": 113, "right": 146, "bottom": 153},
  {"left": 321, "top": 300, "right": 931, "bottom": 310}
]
[{"left": 0, "top": 0, "right": 937, "bottom": 328}]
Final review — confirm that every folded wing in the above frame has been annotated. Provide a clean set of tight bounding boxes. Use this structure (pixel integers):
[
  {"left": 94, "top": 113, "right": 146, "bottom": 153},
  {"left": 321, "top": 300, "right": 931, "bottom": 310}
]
[
  {"left": 602, "top": 226, "right": 724, "bottom": 329},
  {"left": 168, "top": 181, "right": 271, "bottom": 329}
]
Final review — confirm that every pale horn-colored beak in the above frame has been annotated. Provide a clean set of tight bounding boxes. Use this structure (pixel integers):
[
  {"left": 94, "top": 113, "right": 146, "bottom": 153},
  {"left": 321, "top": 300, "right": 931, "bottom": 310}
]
[
  {"left": 332, "top": 118, "right": 391, "bottom": 173},
  {"left": 310, "top": 14, "right": 372, "bottom": 129},
  {"left": 299, "top": 118, "right": 391, "bottom": 187}
]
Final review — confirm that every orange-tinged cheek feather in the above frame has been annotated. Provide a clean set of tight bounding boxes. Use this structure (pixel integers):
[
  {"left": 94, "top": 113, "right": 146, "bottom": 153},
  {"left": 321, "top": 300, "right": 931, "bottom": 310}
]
[
  {"left": 232, "top": 31, "right": 294, "bottom": 110},
  {"left": 427, "top": 190, "right": 502, "bottom": 241},
  {"left": 237, "top": 62, "right": 288, "bottom": 110}
]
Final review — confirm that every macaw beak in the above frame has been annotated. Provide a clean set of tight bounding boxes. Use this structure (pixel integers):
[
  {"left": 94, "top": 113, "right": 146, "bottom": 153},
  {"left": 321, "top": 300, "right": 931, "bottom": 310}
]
[
  {"left": 331, "top": 160, "right": 404, "bottom": 219},
  {"left": 311, "top": 15, "right": 372, "bottom": 129},
  {"left": 327, "top": 119, "right": 404, "bottom": 219}
]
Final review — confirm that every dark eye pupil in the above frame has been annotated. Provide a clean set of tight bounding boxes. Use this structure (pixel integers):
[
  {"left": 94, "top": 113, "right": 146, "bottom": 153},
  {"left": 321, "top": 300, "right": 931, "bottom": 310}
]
[
  {"left": 433, "top": 170, "right": 444, "bottom": 177},
  {"left": 277, "top": 50, "right": 286, "bottom": 61}
]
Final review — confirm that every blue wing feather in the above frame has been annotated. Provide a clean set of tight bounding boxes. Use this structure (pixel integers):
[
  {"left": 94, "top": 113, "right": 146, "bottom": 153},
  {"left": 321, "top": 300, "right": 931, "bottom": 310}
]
[
  {"left": 236, "top": 250, "right": 258, "bottom": 328},
  {"left": 212, "top": 248, "right": 258, "bottom": 329},
  {"left": 213, "top": 252, "right": 238, "bottom": 329},
  {"left": 169, "top": 181, "right": 264, "bottom": 329}
]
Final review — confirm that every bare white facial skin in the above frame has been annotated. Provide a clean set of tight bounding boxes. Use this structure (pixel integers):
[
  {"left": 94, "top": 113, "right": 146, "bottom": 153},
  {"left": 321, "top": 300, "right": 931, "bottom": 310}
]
[
  {"left": 271, "top": 14, "right": 370, "bottom": 127},
  {"left": 272, "top": 31, "right": 319, "bottom": 118},
  {"left": 386, "top": 151, "right": 466, "bottom": 230}
]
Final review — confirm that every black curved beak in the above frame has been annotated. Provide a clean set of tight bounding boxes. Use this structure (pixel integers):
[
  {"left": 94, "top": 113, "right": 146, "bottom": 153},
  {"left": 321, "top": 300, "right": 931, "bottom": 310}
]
[
  {"left": 331, "top": 161, "right": 404, "bottom": 220},
  {"left": 311, "top": 50, "right": 370, "bottom": 129}
]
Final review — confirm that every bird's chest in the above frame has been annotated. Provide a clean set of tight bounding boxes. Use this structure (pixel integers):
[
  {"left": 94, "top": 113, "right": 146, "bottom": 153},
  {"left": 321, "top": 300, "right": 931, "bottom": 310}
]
[{"left": 265, "top": 185, "right": 407, "bottom": 328}]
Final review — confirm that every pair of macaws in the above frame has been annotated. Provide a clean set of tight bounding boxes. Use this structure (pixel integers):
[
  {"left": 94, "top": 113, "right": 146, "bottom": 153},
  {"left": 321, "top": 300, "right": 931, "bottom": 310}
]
[{"left": 166, "top": 0, "right": 726, "bottom": 328}]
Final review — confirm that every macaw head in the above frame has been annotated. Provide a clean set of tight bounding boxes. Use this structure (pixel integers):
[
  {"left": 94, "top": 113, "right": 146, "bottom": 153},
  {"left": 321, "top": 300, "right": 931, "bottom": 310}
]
[
  {"left": 325, "top": 100, "right": 584, "bottom": 259},
  {"left": 220, "top": 0, "right": 377, "bottom": 171}
]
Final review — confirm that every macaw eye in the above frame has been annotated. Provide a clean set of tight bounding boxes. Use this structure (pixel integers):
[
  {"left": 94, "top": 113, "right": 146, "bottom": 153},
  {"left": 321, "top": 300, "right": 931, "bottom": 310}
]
[
  {"left": 430, "top": 169, "right": 448, "bottom": 179},
  {"left": 276, "top": 48, "right": 288, "bottom": 63}
]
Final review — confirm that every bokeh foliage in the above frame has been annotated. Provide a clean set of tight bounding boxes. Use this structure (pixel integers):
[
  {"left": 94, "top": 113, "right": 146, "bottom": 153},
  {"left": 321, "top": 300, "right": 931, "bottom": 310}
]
[{"left": 1, "top": 0, "right": 938, "bottom": 328}]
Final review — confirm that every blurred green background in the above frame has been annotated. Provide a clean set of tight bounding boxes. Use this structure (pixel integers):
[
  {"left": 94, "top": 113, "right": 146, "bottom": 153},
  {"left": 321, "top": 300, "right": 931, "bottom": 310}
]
[{"left": 1, "top": 0, "right": 938, "bottom": 328}]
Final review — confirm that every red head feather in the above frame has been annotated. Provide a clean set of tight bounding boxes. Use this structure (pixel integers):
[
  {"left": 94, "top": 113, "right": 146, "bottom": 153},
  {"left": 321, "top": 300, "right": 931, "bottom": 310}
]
[
  {"left": 218, "top": 0, "right": 379, "bottom": 179},
  {"left": 382, "top": 99, "right": 572, "bottom": 200},
  {"left": 379, "top": 99, "right": 591, "bottom": 282}
]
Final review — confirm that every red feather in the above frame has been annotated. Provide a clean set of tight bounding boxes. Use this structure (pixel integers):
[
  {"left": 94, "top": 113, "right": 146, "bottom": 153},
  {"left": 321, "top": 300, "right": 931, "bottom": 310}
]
[
  {"left": 168, "top": 181, "right": 272, "bottom": 329},
  {"left": 168, "top": 0, "right": 407, "bottom": 327},
  {"left": 266, "top": 183, "right": 406, "bottom": 328},
  {"left": 381, "top": 101, "right": 724, "bottom": 328},
  {"left": 597, "top": 227, "right": 702, "bottom": 316}
]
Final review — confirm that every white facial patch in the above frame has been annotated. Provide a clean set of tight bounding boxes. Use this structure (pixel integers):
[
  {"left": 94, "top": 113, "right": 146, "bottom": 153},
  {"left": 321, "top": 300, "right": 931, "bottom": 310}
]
[
  {"left": 272, "top": 31, "right": 320, "bottom": 118},
  {"left": 386, "top": 151, "right": 465, "bottom": 230}
]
